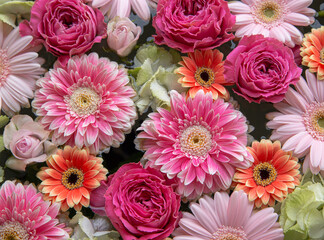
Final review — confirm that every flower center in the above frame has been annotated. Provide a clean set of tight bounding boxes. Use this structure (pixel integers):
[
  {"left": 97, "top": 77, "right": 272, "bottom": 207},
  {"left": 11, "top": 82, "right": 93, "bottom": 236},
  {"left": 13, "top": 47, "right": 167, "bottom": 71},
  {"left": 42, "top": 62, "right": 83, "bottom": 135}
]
[
  {"left": 195, "top": 67, "right": 215, "bottom": 87},
  {"left": 62, "top": 168, "right": 84, "bottom": 190},
  {"left": 211, "top": 226, "right": 248, "bottom": 240},
  {"left": 0, "top": 49, "right": 10, "bottom": 86},
  {"left": 0, "top": 222, "right": 30, "bottom": 240},
  {"left": 180, "top": 125, "right": 212, "bottom": 157},
  {"left": 69, "top": 87, "right": 100, "bottom": 116},
  {"left": 251, "top": 0, "right": 286, "bottom": 29},
  {"left": 320, "top": 48, "right": 324, "bottom": 63},
  {"left": 253, "top": 162, "right": 277, "bottom": 186},
  {"left": 303, "top": 102, "right": 324, "bottom": 141}
]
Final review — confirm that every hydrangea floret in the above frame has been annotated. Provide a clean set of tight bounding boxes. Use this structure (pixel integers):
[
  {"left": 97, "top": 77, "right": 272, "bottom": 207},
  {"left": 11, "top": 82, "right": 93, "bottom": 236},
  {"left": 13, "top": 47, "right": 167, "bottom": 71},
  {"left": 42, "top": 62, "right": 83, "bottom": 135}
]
[{"left": 130, "top": 44, "right": 185, "bottom": 114}]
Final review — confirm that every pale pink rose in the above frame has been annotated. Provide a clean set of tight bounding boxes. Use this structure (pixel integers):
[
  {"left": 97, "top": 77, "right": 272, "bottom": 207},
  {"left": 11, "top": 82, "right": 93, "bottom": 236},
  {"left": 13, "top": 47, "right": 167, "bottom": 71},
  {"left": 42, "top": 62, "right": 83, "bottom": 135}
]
[
  {"left": 3, "top": 115, "right": 57, "bottom": 171},
  {"left": 107, "top": 17, "right": 141, "bottom": 57}
]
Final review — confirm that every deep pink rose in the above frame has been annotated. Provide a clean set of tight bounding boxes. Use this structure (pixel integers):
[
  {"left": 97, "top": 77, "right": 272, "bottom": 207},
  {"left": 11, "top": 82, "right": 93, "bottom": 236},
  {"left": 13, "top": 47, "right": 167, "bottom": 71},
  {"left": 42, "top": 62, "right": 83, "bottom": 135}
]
[
  {"left": 90, "top": 163, "right": 181, "bottom": 240},
  {"left": 153, "top": 0, "right": 235, "bottom": 53},
  {"left": 19, "top": 0, "right": 107, "bottom": 63},
  {"left": 224, "top": 35, "right": 302, "bottom": 103}
]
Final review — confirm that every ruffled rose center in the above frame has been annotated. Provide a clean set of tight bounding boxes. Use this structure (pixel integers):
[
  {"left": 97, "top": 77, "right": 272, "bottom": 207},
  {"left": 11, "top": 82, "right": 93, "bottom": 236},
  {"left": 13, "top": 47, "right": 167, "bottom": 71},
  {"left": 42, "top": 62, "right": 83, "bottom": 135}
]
[
  {"left": 0, "top": 221, "right": 30, "bottom": 240},
  {"left": 251, "top": 0, "right": 286, "bottom": 28},
  {"left": 0, "top": 49, "right": 9, "bottom": 86},
  {"left": 253, "top": 162, "right": 277, "bottom": 186},
  {"left": 62, "top": 168, "right": 84, "bottom": 190},
  {"left": 68, "top": 87, "right": 100, "bottom": 116},
  {"left": 182, "top": 1, "right": 203, "bottom": 15},
  {"left": 180, "top": 125, "right": 212, "bottom": 157},
  {"left": 303, "top": 102, "right": 324, "bottom": 141},
  {"left": 195, "top": 67, "right": 215, "bottom": 87},
  {"left": 211, "top": 226, "right": 248, "bottom": 240}
]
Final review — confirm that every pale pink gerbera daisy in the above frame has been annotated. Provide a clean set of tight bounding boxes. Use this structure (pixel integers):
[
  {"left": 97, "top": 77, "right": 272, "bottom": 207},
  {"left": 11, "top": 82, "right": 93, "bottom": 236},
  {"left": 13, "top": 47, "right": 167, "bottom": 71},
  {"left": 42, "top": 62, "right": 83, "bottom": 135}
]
[
  {"left": 32, "top": 53, "right": 137, "bottom": 154},
  {"left": 0, "top": 21, "right": 44, "bottom": 116},
  {"left": 0, "top": 181, "right": 69, "bottom": 239},
  {"left": 173, "top": 191, "right": 284, "bottom": 240},
  {"left": 267, "top": 70, "right": 324, "bottom": 174},
  {"left": 229, "top": 0, "right": 315, "bottom": 47},
  {"left": 136, "top": 90, "right": 253, "bottom": 200},
  {"left": 86, "top": 0, "right": 151, "bottom": 21}
]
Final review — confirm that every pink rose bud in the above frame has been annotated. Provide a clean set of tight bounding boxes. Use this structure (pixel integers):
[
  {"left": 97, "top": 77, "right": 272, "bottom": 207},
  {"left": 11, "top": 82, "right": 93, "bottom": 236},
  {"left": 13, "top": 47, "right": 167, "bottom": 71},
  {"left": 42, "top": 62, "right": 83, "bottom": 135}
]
[
  {"left": 107, "top": 17, "right": 141, "bottom": 57},
  {"left": 3, "top": 115, "right": 57, "bottom": 171}
]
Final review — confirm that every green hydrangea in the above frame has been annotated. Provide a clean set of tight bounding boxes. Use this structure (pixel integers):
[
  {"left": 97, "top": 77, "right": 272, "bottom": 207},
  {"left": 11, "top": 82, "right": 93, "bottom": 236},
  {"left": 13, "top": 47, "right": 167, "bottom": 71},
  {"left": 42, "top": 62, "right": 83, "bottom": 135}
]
[
  {"left": 0, "top": 0, "right": 34, "bottom": 27},
  {"left": 129, "top": 44, "right": 185, "bottom": 114},
  {"left": 280, "top": 171, "right": 324, "bottom": 240}
]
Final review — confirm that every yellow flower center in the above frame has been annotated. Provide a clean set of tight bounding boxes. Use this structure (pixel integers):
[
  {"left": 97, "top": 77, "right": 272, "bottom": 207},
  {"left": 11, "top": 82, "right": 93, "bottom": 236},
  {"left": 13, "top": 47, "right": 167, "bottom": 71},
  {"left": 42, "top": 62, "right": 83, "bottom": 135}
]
[
  {"left": 0, "top": 49, "right": 10, "bottom": 86},
  {"left": 303, "top": 102, "right": 324, "bottom": 141},
  {"left": 253, "top": 162, "right": 277, "bottom": 186},
  {"left": 69, "top": 87, "right": 100, "bottom": 116},
  {"left": 62, "top": 168, "right": 84, "bottom": 190},
  {"left": 195, "top": 67, "right": 215, "bottom": 87},
  {"left": 211, "top": 226, "right": 248, "bottom": 240},
  {"left": 251, "top": 0, "right": 286, "bottom": 29},
  {"left": 320, "top": 48, "right": 324, "bottom": 63},
  {"left": 180, "top": 125, "right": 212, "bottom": 157},
  {"left": 0, "top": 222, "right": 30, "bottom": 240}
]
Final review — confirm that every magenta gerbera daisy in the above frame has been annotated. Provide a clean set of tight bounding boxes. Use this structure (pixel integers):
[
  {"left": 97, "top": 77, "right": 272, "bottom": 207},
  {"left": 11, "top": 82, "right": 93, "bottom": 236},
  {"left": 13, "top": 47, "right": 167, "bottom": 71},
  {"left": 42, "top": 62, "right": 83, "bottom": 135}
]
[
  {"left": 0, "top": 21, "right": 44, "bottom": 116},
  {"left": 267, "top": 70, "right": 324, "bottom": 174},
  {"left": 136, "top": 90, "right": 253, "bottom": 200},
  {"left": 32, "top": 53, "right": 137, "bottom": 154},
  {"left": 228, "top": 0, "right": 316, "bottom": 47},
  {"left": 0, "top": 180, "right": 69, "bottom": 239},
  {"left": 173, "top": 191, "right": 284, "bottom": 240}
]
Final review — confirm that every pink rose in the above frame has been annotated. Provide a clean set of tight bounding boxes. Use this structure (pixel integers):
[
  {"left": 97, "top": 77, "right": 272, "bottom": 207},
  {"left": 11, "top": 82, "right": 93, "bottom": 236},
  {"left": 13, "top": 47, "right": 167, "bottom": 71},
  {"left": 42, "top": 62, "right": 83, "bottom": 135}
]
[
  {"left": 19, "top": 0, "right": 107, "bottom": 64},
  {"left": 3, "top": 115, "right": 57, "bottom": 171},
  {"left": 90, "top": 163, "right": 181, "bottom": 240},
  {"left": 107, "top": 17, "right": 141, "bottom": 57},
  {"left": 153, "top": 0, "right": 235, "bottom": 53},
  {"left": 224, "top": 35, "right": 302, "bottom": 103}
]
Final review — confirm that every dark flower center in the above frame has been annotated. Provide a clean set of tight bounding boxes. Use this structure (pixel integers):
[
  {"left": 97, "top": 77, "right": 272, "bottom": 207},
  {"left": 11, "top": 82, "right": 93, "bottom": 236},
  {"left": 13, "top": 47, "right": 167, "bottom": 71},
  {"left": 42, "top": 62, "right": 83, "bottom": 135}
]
[
  {"left": 68, "top": 173, "right": 78, "bottom": 184},
  {"left": 253, "top": 162, "right": 277, "bottom": 186},
  {"left": 62, "top": 168, "right": 84, "bottom": 190},
  {"left": 195, "top": 67, "right": 215, "bottom": 87},
  {"left": 200, "top": 71, "right": 210, "bottom": 82},
  {"left": 259, "top": 169, "right": 270, "bottom": 180}
]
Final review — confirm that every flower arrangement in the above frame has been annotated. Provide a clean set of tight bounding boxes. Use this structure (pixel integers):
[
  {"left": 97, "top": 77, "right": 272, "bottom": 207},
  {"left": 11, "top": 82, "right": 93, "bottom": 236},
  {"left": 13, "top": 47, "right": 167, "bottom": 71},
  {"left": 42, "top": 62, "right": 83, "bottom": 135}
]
[{"left": 0, "top": 0, "right": 322, "bottom": 239}]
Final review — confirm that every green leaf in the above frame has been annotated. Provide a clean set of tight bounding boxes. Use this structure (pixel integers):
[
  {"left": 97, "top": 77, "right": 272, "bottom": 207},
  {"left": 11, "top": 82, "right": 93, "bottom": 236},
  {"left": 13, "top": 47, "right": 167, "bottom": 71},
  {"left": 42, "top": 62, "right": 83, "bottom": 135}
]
[{"left": 0, "top": 115, "right": 9, "bottom": 128}]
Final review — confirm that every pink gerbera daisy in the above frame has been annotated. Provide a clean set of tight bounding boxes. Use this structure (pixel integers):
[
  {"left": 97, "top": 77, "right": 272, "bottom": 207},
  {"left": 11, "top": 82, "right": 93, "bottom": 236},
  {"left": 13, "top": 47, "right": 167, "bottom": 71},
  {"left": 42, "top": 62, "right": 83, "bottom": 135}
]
[
  {"left": 136, "top": 90, "right": 253, "bottom": 200},
  {"left": 0, "top": 181, "right": 69, "bottom": 239},
  {"left": 32, "top": 53, "right": 137, "bottom": 154},
  {"left": 267, "top": 70, "right": 324, "bottom": 174},
  {"left": 86, "top": 0, "right": 151, "bottom": 21},
  {"left": 228, "top": 0, "right": 315, "bottom": 47},
  {"left": 0, "top": 21, "right": 44, "bottom": 116},
  {"left": 173, "top": 191, "right": 284, "bottom": 240}
]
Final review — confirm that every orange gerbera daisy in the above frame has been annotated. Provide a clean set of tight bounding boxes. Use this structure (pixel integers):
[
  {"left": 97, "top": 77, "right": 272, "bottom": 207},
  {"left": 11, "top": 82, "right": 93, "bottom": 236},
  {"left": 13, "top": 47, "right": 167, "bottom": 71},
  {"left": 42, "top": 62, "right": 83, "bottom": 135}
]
[
  {"left": 233, "top": 139, "right": 301, "bottom": 208},
  {"left": 37, "top": 145, "right": 108, "bottom": 211},
  {"left": 175, "top": 49, "right": 232, "bottom": 100},
  {"left": 301, "top": 26, "right": 324, "bottom": 80}
]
